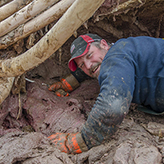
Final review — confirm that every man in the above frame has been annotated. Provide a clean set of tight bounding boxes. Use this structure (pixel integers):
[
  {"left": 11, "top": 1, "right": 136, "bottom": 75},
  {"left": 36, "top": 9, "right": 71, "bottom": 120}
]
[{"left": 48, "top": 33, "right": 164, "bottom": 154}]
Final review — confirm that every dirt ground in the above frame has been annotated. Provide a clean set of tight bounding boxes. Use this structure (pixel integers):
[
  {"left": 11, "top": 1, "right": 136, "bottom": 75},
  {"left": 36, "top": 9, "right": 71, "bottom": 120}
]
[{"left": 1, "top": 0, "right": 164, "bottom": 163}]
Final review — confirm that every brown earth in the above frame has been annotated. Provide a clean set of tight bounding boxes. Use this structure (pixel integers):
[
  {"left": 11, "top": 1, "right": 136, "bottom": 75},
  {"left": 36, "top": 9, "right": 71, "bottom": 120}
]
[{"left": 1, "top": 0, "right": 164, "bottom": 163}]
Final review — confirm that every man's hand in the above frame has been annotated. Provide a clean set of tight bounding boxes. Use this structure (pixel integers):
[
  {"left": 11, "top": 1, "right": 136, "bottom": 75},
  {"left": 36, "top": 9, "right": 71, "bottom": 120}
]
[
  {"left": 48, "top": 78, "right": 73, "bottom": 92},
  {"left": 54, "top": 89, "right": 70, "bottom": 97},
  {"left": 48, "top": 132, "right": 88, "bottom": 154},
  {"left": 48, "top": 74, "right": 80, "bottom": 97}
]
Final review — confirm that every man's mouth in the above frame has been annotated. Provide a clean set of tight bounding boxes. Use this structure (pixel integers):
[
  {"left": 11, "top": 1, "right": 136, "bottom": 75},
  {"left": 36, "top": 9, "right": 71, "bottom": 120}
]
[
  {"left": 92, "top": 65, "right": 99, "bottom": 73},
  {"left": 90, "top": 64, "right": 100, "bottom": 75}
]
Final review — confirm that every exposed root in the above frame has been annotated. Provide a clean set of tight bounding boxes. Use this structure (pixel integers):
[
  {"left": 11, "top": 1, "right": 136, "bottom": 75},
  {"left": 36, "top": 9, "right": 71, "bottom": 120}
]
[
  {"left": 0, "top": 77, "right": 15, "bottom": 105},
  {"left": 73, "top": 31, "right": 78, "bottom": 37},
  {"left": 11, "top": 74, "right": 26, "bottom": 95},
  {"left": 134, "top": 20, "right": 152, "bottom": 36},
  {"left": 58, "top": 47, "right": 62, "bottom": 65},
  {"left": 16, "top": 92, "right": 22, "bottom": 120},
  {"left": 95, "top": 0, "right": 146, "bottom": 21},
  {"left": 156, "top": 13, "right": 164, "bottom": 38}
]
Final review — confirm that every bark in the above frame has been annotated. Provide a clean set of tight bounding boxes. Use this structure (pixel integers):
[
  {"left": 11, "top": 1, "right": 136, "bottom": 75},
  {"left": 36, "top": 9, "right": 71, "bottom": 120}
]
[
  {"left": 0, "top": 0, "right": 60, "bottom": 37},
  {"left": 0, "top": 0, "right": 33, "bottom": 22},
  {"left": 0, "top": 77, "right": 14, "bottom": 104},
  {"left": 0, "top": 0, "right": 12, "bottom": 7},
  {"left": 0, "top": 0, "right": 75, "bottom": 49},
  {"left": 0, "top": 0, "right": 105, "bottom": 77}
]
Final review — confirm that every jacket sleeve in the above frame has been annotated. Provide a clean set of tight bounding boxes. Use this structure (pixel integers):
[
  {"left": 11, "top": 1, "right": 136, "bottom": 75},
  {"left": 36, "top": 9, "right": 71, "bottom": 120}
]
[
  {"left": 71, "top": 67, "right": 91, "bottom": 83},
  {"left": 80, "top": 44, "right": 135, "bottom": 149}
]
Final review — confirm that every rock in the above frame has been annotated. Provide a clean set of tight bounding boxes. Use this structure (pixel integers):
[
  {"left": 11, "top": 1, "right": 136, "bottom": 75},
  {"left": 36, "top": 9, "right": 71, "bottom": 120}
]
[{"left": 141, "top": 122, "right": 164, "bottom": 138}]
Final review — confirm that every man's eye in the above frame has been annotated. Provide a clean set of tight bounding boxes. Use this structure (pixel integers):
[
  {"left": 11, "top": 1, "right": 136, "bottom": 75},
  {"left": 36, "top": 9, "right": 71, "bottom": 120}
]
[
  {"left": 87, "top": 53, "right": 92, "bottom": 58},
  {"left": 80, "top": 63, "right": 84, "bottom": 68}
]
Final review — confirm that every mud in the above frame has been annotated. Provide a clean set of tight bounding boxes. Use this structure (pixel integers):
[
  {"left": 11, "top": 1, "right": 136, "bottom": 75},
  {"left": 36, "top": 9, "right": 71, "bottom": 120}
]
[
  {"left": 1, "top": 77, "right": 164, "bottom": 164},
  {"left": 0, "top": 78, "right": 99, "bottom": 136},
  {"left": 1, "top": 0, "right": 164, "bottom": 163},
  {"left": 1, "top": 111, "right": 164, "bottom": 164},
  {"left": 0, "top": 132, "right": 74, "bottom": 164}
]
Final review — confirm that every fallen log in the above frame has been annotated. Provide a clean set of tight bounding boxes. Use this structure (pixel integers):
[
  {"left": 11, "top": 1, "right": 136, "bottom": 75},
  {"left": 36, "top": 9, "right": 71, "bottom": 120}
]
[
  {"left": 0, "top": 0, "right": 33, "bottom": 22},
  {"left": 0, "top": 0, "right": 75, "bottom": 49},
  {"left": 0, "top": 0, "right": 60, "bottom": 37},
  {"left": 0, "top": 0, "right": 12, "bottom": 7}
]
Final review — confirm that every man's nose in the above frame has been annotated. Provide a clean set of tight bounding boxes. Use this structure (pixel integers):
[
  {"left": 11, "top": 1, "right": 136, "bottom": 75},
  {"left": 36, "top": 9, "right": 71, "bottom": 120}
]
[{"left": 85, "top": 60, "right": 91, "bottom": 69}]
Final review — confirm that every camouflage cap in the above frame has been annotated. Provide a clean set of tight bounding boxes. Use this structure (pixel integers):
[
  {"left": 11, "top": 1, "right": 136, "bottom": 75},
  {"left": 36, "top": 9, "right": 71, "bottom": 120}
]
[{"left": 68, "top": 33, "right": 102, "bottom": 71}]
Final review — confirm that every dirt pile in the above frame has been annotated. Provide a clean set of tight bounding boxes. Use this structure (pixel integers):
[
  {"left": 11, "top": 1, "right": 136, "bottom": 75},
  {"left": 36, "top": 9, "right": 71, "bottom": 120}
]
[
  {"left": 1, "top": 74, "right": 164, "bottom": 163},
  {"left": 0, "top": 78, "right": 100, "bottom": 137},
  {"left": 0, "top": 132, "right": 74, "bottom": 164},
  {"left": 1, "top": 115, "right": 164, "bottom": 163}
]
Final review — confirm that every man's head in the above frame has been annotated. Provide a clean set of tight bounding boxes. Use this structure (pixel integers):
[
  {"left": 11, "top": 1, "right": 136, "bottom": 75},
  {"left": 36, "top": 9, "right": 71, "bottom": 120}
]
[{"left": 68, "top": 34, "right": 110, "bottom": 78}]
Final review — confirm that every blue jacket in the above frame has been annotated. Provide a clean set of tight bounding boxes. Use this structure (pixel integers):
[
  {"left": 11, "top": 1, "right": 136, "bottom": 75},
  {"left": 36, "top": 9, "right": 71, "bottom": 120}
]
[{"left": 81, "top": 36, "right": 164, "bottom": 149}]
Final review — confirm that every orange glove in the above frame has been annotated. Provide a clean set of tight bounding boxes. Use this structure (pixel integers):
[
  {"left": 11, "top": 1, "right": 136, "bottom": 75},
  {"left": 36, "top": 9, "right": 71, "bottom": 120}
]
[
  {"left": 48, "top": 132, "right": 88, "bottom": 154},
  {"left": 48, "top": 74, "right": 80, "bottom": 97},
  {"left": 54, "top": 89, "right": 70, "bottom": 97}
]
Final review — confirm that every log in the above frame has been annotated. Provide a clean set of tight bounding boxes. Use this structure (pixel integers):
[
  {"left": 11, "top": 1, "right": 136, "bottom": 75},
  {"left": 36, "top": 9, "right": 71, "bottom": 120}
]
[
  {"left": 0, "top": 0, "right": 60, "bottom": 37},
  {"left": 0, "top": 0, "right": 33, "bottom": 22},
  {"left": 0, "top": 0, "right": 105, "bottom": 77},
  {"left": 0, "top": 0, "right": 75, "bottom": 49}
]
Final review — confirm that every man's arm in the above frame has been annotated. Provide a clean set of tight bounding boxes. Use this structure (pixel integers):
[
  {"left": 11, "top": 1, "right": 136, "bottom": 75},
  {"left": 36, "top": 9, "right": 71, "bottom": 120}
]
[
  {"left": 71, "top": 67, "right": 91, "bottom": 83},
  {"left": 80, "top": 47, "right": 135, "bottom": 149}
]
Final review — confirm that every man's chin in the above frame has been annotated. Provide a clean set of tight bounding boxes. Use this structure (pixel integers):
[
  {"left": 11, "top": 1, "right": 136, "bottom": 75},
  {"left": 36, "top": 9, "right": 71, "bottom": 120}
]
[
  {"left": 91, "top": 71, "right": 100, "bottom": 79},
  {"left": 89, "top": 64, "right": 101, "bottom": 78}
]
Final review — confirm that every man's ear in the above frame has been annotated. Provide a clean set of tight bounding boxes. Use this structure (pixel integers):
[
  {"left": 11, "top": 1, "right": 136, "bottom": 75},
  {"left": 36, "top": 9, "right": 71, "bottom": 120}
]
[{"left": 100, "top": 39, "right": 110, "bottom": 50}]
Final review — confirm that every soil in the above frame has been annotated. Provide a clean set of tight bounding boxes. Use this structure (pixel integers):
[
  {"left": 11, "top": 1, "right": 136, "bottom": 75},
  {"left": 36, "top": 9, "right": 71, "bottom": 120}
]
[{"left": 1, "top": 0, "right": 164, "bottom": 163}]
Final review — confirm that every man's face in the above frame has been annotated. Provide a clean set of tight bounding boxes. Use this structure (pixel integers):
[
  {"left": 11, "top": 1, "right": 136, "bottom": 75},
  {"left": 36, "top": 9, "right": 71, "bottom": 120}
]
[{"left": 74, "top": 39, "right": 109, "bottom": 78}]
